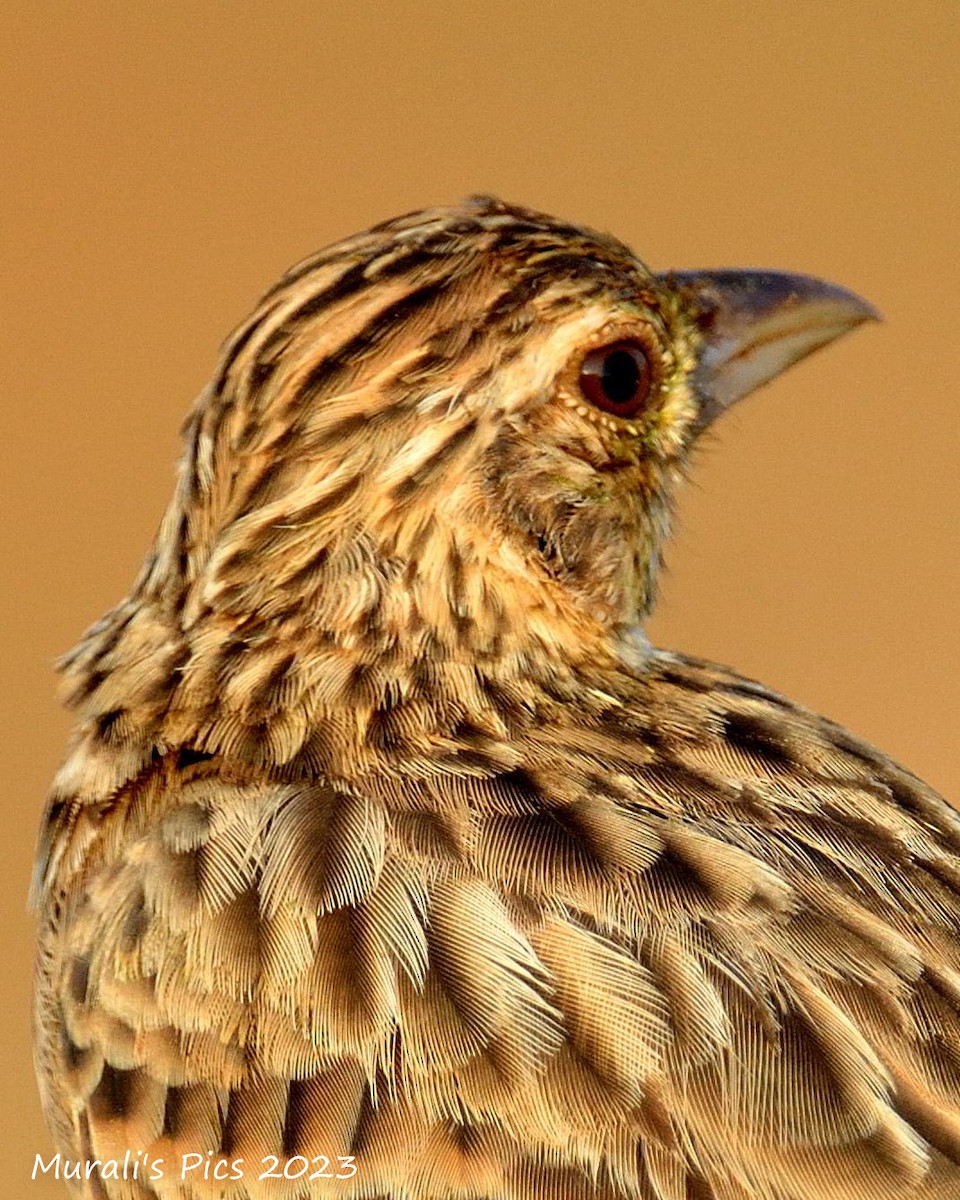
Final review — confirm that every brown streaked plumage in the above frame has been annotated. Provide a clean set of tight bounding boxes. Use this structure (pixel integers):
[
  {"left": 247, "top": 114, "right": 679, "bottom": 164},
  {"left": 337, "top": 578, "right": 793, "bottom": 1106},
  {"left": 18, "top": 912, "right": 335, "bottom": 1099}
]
[{"left": 33, "top": 196, "right": 960, "bottom": 1199}]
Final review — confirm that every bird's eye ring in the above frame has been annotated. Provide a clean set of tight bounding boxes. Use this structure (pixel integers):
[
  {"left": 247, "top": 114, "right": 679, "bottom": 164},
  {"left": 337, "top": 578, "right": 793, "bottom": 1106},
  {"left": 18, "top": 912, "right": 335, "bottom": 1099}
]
[{"left": 578, "top": 340, "right": 653, "bottom": 419}]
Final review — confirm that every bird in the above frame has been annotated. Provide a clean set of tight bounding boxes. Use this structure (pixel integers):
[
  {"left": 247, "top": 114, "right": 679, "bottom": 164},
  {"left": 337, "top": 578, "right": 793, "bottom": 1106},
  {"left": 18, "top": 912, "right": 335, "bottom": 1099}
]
[{"left": 32, "top": 195, "right": 960, "bottom": 1200}]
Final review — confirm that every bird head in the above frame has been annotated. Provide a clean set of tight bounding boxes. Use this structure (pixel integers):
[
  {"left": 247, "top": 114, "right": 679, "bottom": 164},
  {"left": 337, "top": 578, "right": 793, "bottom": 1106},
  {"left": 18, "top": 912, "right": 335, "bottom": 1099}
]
[
  {"left": 177, "top": 198, "right": 873, "bottom": 655},
  {"left": 58, "top": 197, "right": 876, "bottom": 775}
]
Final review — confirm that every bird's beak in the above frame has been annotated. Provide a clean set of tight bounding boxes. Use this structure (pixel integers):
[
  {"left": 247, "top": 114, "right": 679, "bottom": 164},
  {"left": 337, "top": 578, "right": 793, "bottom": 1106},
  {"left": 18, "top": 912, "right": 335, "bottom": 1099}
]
[{"left": 657, "top": 269, "right": 880, "bottom": 431}]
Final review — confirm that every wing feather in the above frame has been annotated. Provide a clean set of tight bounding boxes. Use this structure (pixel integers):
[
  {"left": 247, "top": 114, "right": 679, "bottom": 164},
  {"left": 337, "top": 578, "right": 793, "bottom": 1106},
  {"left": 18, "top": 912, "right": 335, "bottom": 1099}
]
[{"left": 34, "top": 653, "right": 960, "bottom": 1197}]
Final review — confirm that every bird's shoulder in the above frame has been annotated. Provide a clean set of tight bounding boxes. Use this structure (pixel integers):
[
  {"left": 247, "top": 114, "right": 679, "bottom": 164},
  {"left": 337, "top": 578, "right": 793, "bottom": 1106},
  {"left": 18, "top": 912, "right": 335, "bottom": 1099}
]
[{"left": 34, "top": 651, "right": 960, "bottom": 1199}]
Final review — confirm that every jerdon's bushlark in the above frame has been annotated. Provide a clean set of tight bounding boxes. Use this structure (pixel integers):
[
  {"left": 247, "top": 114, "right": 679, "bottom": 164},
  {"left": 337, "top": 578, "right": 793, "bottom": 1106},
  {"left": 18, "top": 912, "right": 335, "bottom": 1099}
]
[{"left": 33, "top": 197, "right": 960, "bottom": 1200}]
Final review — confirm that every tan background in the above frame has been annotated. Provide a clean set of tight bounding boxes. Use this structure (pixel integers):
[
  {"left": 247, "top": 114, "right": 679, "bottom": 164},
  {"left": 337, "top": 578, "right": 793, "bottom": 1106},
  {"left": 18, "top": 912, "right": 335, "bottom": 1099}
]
[{"left": 3, "top": 2, "right": 957, "bottom": 1192}]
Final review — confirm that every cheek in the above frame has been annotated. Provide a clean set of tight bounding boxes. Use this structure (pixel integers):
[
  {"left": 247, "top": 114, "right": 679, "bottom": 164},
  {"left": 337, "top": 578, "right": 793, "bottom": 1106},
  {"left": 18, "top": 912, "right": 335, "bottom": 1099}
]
[
  {"left": 544, "top": 379, "right": 696, "bottom": 474},
  {"left": 530, "top": 402, "right": 637, "bottom": 473}
]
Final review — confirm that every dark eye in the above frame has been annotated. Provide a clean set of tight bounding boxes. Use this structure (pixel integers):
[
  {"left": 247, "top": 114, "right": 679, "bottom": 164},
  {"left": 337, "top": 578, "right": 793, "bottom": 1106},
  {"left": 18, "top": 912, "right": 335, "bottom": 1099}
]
[{"left": 578, "top": 340, "right": 653, "bottom": 418}]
